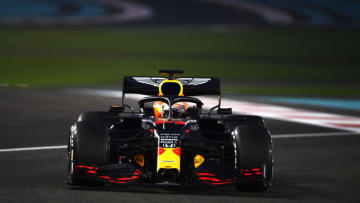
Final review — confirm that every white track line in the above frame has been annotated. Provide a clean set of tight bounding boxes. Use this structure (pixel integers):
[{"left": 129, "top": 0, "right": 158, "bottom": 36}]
[
  {"left": 0, "top": 132, "right": 358, "bottom": 153},
  {"left": 0, "top": 145, "right": 66, "bottom": 152},
  {"left": 271, "top": 131, "right": 358, "bottom": 139}
]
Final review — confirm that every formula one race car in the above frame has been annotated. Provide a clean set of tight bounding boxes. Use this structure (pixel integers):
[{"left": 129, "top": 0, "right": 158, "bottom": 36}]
[{"left": 66, "top": 70, "right": 273, "bottom": 191}]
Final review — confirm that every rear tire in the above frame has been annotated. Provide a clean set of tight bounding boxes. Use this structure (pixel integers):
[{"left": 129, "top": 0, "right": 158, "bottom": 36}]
[{"left": 232, "top": 125, "right": 273, "bottom": 192}]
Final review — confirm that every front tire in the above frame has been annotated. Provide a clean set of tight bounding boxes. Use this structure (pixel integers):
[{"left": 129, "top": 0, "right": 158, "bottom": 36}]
[
  {"left": 66, "top": 120, "right": 109, "bottom": 186},
  {"left": 232, "top": 125, "right": 273, "bottom": 191}
]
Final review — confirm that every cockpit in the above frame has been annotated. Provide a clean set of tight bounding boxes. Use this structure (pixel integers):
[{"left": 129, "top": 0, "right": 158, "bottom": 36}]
[{"left": 138, "top": 97, "right": 203, "bottom": 119}]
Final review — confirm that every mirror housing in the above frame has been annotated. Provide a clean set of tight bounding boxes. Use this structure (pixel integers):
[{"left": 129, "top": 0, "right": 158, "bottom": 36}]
[
  {"left": 109, "top": 106, "right": 125, "bottom": 113},
  {"left": 217, "top": 108, "right": 232, "bottom": 115}
]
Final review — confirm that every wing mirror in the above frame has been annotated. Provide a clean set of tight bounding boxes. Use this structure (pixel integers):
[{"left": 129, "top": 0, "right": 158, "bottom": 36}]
[
  {"left": 109, "top": 106, "right": 125, "bottom": 113},
  {"left": 217, "top": 108, "right": 232, "bottom": 115}
]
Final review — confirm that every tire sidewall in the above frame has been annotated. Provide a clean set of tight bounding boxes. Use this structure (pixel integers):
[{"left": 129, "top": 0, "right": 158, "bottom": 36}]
[{"left": 233, "top": 125, "right": 273, "bottom": 190}]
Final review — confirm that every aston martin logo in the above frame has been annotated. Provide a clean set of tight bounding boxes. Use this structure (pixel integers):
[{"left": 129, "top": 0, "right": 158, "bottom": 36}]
[
  {"left": 133, "top": 77, "right": 165, "bottom": 86},
  {"left": 177, "top": 78, "right": 211, "bottom": 85},
  {"left": 133, "top": 77, "right": 211, "bottom": 86}
]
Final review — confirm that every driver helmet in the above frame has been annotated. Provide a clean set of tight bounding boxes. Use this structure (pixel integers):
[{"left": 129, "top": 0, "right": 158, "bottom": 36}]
[
  {"left": 171, "top": 102, "right": 188, "bottom": 118},
  {"left": 153, "top": 101, "right": 169, "bottom": 118}
]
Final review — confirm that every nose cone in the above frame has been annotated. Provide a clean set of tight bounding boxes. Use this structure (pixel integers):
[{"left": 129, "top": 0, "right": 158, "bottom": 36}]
[{"left": 155, "top": 120, "right": 185, "bottom": 173}]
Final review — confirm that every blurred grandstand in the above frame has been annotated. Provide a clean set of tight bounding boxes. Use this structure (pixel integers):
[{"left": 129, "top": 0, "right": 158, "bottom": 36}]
[
  {"left": 1, "top": 0, "right": 360, "bottom": 26},
  {"left": 0, "top": 0, "right": 359, "bottom": 97}
]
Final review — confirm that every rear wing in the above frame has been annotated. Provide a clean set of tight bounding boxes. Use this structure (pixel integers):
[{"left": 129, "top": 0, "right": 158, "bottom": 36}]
[
  {"left": 121, "top": 74, "right": 224, "bottom": 114},
  {"left": 122, "top": 76, "right": 220, "bottom": 97}
]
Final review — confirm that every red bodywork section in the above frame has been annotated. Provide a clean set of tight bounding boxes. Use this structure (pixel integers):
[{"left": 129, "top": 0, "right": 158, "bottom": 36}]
[
  {"left": 197, "top": 172, "right": 233, "bottom": 185},
  {"left": 74, "top": 165, "right": 142, "bottom": 184}
]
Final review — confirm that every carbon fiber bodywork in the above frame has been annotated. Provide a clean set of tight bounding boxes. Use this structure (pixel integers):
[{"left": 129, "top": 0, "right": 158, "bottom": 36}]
[
  {"left": 68, "top": 112, "right": 268, "bottom": 186},
  {"left": 66, "top": 71, "right": 273, "bottom": 190}
]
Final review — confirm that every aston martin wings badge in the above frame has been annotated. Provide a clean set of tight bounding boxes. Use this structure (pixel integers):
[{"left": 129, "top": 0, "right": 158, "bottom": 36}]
[
  {"left": 177, "top": 78, "right": 211, "bottom": 86},
  {"left": 133, "top": 77, "right": 166, "bottom": 87}
]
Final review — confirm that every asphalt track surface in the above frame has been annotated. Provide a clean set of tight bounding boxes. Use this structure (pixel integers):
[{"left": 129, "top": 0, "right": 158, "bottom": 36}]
[{"left": 1, "top": 87, "right": 360, "bottom": 203}]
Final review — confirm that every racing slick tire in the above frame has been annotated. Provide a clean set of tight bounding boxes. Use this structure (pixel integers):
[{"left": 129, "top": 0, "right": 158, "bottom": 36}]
[
  {"left": 232, "top": 125, "right": 273, "bottom": 192},
  {"left": 66, "top": 120, "right": 110, "bottom": 186}
]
